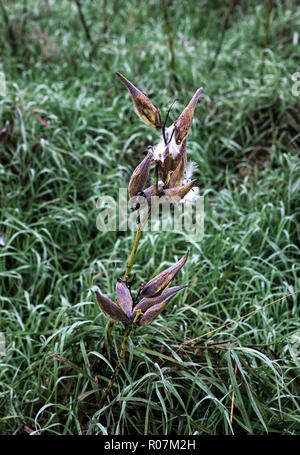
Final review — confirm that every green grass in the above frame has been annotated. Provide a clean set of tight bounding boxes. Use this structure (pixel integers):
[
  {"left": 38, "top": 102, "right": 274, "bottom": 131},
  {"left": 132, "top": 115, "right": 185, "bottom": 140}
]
[{"left": 0, "top": 0, "right": 299, "bottom": 435}]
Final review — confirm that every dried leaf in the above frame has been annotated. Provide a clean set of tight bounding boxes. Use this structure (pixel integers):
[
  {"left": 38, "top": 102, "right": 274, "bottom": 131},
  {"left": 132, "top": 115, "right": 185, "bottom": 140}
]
[
  {"left": 174, "top": 88, "right": 203, "bottom": 145},
  {"left": 95, "top": 290, "right": 129, "bottom": 323},
  {"left": 133, "top": 285, "right": 187, "bottom": 316},
  {"left": 128, "top": 151, "right": 153, "bottom": 198},
  {"left": 140, "top": 251, "right": 189, "bottom": 297},
  {"left": 116, "top": 278, "right": 133, "bottom": 319},
  {"left": 116, "top": 72, "right": 162, "bottom": 130}
]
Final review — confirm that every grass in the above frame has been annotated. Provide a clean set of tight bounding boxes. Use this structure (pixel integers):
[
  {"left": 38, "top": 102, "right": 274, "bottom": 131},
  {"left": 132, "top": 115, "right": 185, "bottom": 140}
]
[{"left": 0, "top": 0, "right": 299, "bottom": 435}]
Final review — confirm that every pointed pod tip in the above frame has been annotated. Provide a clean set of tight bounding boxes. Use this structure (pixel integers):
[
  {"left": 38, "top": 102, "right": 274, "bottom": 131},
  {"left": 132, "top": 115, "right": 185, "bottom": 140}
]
[
  {"left": 183, "top": 250, "right": 190, "bottom": 262},
  {"left": 190, "top": 88, "right": 203, "bottom": 108},
  {"left": 115, "top": 71, "right": 140, "bottom": 97}
]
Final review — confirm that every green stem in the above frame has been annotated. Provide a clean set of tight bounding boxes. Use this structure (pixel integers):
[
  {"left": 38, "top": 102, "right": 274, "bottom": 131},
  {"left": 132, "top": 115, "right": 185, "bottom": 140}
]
[
  {"left": 154, "top": 164, "right": 159, "bottom": 197},
  {"left": 99, "top": 310, "right": 141, "bottom": 408},
  {"left": 161, "top": 0, "right": 176, "bottom": 73},
  {"left": 99, "top": 324, "right": 131, "bottom": 408},
  {"left": 105, "top": 208, "right": 151, "bottom": 347},
  {"left": 105, "top": 166, "right": 159, "bottom": 346}
]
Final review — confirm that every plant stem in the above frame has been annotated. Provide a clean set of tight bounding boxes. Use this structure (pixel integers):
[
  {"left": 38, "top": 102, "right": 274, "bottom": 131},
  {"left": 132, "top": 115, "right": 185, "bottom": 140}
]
[
  {"left": 124, "top": 207, "right": 151, "bottom": 278},
  {"left": 229, "top": 361, "right": 238, "bottom": 435},
  {"left": 260, "top": 0, "right": 273, "bottom": 85},
  {"left": 99, "top": 310, "right": 142, "bottom": 408},
  {"left": 0, "top": 0, "right": 17, "bottom": 55},
  {"left": 154, "top": 164, "right": 159, "bottom": 196},
  {"left": 103, "top": 0, "right": 107, "bottom": 35},
  {"left": 161, "top": 0, "right": 177, "bottom": 86},
  {"left": 74, "top": 0, "right": 94, "bottom": 47},
  {"left": 105, "top": 207, "right": 151, "bottom": 348},
  {"left": 99, "top": 324, "right": 131, "bottom": 408},
  {"left": 105, "top": 166, "right": 159, "bottom": 347},
  {"left": 210, "top": 0, "right": 236, "bottom": 72}
]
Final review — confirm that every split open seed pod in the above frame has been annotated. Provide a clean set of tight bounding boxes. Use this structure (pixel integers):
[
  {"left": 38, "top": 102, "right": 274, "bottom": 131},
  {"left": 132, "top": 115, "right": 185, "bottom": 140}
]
[
  {"left": 140, "top": 251, "right": 189, "bottom": 297},
  {"left": 133, "top": 285, "right": 187, "bottom": 317},
  {"left": 95, "top": 290, "right": 130, "bottom": 323},
  {"left": 163, "top": 179, "right": 197, "bottom": 200},
  {"left": 116, "top": 72, "right": 162, "bottom": 130},
  {"left": 174, "top": 88, "right": 203, "bottom": 145},
  {"left": 128, "top": 151, "right": 153, "bottom": 198},
  {"left": 116, "top": 278, "right": 133, "bottom": 319},
  {"left": 169, "top": 147, "right": 187, "bottom": 188}
]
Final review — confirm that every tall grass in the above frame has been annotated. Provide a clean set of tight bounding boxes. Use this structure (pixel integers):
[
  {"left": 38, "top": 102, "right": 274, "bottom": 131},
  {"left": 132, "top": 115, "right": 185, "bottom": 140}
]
[{"left": 0, "top": 0, "right": 299, "bottom": 435}]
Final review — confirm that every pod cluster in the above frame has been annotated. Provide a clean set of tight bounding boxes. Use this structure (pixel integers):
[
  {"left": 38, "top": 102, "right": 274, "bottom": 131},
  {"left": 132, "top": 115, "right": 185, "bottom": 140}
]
[
  {"left": 95, "top": 252, "right": 189, "bottom": 326},
  {"left": 116, "top": 72, "right": 203, "bottom": 207}
]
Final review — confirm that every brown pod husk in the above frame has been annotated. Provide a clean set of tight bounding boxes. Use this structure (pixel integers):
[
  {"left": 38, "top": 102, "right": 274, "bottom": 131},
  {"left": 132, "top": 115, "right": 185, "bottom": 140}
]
[
  {"left": 143, "top": 181, "right": 164, "bottom": 203},
  {"left": 169, "top": 147, "right": 187, "bottom": 188},
  {"left": 158, "top": 154, "right": 172, "bottom": 182},
  {"left": 116, "top": 72, "right": 162, "bottom": 130},
  {"left": 95, "top": 290, "right": 129, "bottom": 323},
  {"left": 139, "top": 296, "right": 172, "bottom": 326},
  {"left": 116, "top": 278, "right": 133, "bottom": 319},
  {"left": 133, "top": 285, "right": 187, "bottom": 317},
  {"left": 174, "top": 88, "right": 203, "bottom": 145},
  {"left": 140, "top": 251, "right": 189, "bottom": 297},
  {"left": 128, "top": 151, "right": 153, "bottom": 198},
  {"left": 163, "top": 179, "right": 197, "bottom": 199},
  {"left": 129, "top": 181, "right": 165, "bottom": 211}
]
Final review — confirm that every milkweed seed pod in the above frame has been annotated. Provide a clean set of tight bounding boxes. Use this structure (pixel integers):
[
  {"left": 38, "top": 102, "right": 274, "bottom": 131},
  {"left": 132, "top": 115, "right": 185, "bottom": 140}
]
[
  {"left": 95, "top": 290, "right": 130, "bottom": 323},
  {"left": 157, "top": 154, "right": 172, "bottom": 182},
  {"left": 138, "top": 295, "right": 172, "bottom": 326},
  {"left": 139, "top": 181, "right": 164, "bottom": 204},
  {"left": 174, "top": 88, "right": 203, "bottom": 145},
  {"left": 116, "top": 72, "right": 162, "bottom": 130},
  {"left": 128, "top": 151, "right": 153, "bottom": 198},
  {"left": 129, "top": 180, "right": 164, "bottom": 211},
  {"left": 163, "top": 179, "right": 197, "bottom": 200},
  {"left": 133, "top": 285, "right": 187, "bottom": 317},
  {"left": 140, "top": 251, "right": 189, "bottom": 297},
  {"left": 152, "top": 124, "right": 182, "bottom": 167},
  {"left": 116, "top": 278, "right": 133, "bottom": 318},
  {"left": 95, "top": 280, "right": 187, "bottom": 327},
  {"left": 169, "top": 143, "right": 187, "bottom": 188}
]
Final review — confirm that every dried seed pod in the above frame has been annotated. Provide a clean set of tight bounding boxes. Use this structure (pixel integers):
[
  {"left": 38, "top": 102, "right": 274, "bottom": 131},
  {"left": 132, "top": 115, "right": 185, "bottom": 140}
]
[
  {"left": 140, "top": 251, "right": 189, "bottom": 297},
  {"left": 158, "top": 154, "right": 172, "bottom": 182},
  {"left": 129, "top": 180, "right": 165, "bottom": 211},
  {"left": 139, "top": 295, "right": 173, "bottom": 326},
  {"left": 116, "top": 278, "right": 133, "bottom": 319},
  {"left": 133, "top": 285, "right": 187, "bottom": 316},
  {"left": 169, "top": 146, "right": 187, "bottom": 188},
  {"left": 163, "top": 179, "right": 197, "bottom": 199},
  {"left": 128, "top": 151, "right": 153, "bottom": 198},
  {"left": 116, "top": 72, "right": 162, "bottom": 130},
  {"left": 142, "top": 181, "right": 164, "bottom": 204},
  {"left": 95, "top": 290, "right": 130, "bottom": 323},
  {"left": 174, "top": 88, "right": 203, "bottom": 145}
]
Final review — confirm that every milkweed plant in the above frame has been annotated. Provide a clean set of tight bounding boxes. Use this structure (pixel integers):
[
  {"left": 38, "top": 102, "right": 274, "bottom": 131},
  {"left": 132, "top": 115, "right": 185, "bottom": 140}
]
[{"left": 96, "top": 72, "right": 203, "bottom": 408}]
